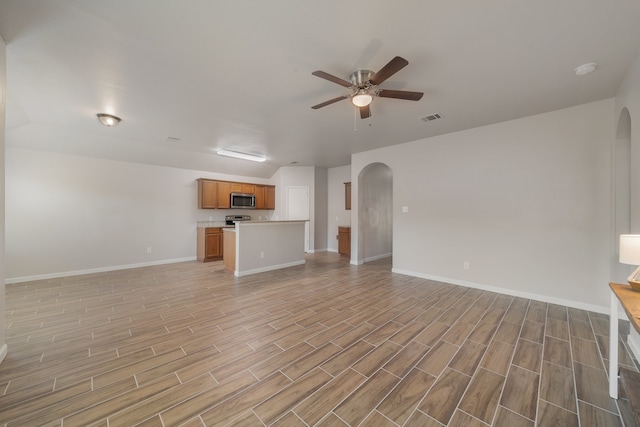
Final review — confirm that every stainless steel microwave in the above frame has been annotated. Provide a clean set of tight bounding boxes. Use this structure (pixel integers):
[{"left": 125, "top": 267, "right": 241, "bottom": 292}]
[{"left": 230, "top": 192, "right": 256, "bottom": 209}]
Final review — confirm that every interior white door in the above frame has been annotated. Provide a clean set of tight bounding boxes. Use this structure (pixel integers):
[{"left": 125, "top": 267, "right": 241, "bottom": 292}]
[{"left": 287, "top": 186, "right": 310, "bottom": 252}]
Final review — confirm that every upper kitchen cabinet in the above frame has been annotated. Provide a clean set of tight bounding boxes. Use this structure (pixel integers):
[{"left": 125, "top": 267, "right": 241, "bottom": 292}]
[
  {"left": 217, "top": 181, "right": 231, "bottom": 209},
  {"left": 345, "top": 182, "right": 351, "bottom": 210},
  {"left": 198, "top": 179, "right": 218, "bottom": 209},
  {"left": 265, "top": 186, "right": 275, "bottom": 210},
  {"left": 255, "top": 185, "right": 265, "bottom": 209},
  {"left": 254, "top": 185, "right": 276, "bottom": 210},
  {"left": 230, "top": 182, "right": 255, "bottom": 194},
  {"left": 197, "top": 179, "right": 275, "bottom": 210}
]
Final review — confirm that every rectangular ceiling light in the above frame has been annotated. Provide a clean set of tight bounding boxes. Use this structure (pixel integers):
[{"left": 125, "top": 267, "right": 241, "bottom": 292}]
[{"left": 217, "top": 149, "right": 266, "bottom": 163}]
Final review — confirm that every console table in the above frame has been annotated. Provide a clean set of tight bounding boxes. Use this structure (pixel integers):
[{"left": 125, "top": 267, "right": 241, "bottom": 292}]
[{"left": 609, "top": 283, "right": 640, "bottom": 398}]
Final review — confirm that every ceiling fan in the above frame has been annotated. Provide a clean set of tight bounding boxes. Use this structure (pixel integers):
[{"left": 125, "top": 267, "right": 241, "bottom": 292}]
[{"left": 311, "top": 56, "right": 423, "bottom": 119}]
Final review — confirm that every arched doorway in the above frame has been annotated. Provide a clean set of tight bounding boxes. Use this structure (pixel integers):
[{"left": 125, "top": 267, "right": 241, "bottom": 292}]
[
  {"left": 613, "top": 108, "right": 632, "bottom": 283},
  {"left": 357, "top": 163, "right": 393, "bottom": 265}
]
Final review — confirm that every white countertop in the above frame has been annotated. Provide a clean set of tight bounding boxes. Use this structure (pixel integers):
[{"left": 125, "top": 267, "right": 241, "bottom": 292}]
[
  {"left": 238, "top": 220, "right": 308, "bottom": 225},
  {"left": 196, "top": 221, "right": 230, "bottom": 228}
]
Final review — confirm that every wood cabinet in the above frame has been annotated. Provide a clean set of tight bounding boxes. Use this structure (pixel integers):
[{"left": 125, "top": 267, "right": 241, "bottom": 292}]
[
  {"left": 345, "top": 182, "right": 351, "bottom": 210},
  {"left": 230, "top": 182, "right": 242, "bottom": 193},
  {"left": 254, "top": 185, "right": 275, "bottom": 210},
  {"left": 198, "top": 179, "right": 218, "bottom": 209},
  {"left": 265, "top": 185, "right": 275, "bottom": 210},
  {"left": 338, "top": 226, "right": 351, "bottom": 257},
  {"left": 255, "top": 185, "right": 265, "bottom": 209},
  {"left": 197, "top": 227, "right": 223, "bottom": 261},
  {"left": 197, "top": 179, "right": 275, "bottom": 210},
  {"left": 230, "top": 182, "right": 255, "bottom": 194},
  {"left": 217, "top": 181, "right": 231, "bottom": 208}
]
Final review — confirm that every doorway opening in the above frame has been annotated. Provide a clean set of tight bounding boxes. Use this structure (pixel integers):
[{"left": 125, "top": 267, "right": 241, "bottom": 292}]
[{"left": 358, "top": 163, "right": 393, "bottom": 267}]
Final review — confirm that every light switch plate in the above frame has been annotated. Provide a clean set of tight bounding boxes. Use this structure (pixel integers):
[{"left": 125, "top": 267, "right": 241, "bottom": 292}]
[{"left": 402, "top": 206, "right": 409, "bottom": 213}]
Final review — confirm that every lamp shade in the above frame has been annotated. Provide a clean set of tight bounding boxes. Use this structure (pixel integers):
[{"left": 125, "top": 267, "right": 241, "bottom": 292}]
[{"left": 620, "top": 235, "right": 640, "bottom": 265}]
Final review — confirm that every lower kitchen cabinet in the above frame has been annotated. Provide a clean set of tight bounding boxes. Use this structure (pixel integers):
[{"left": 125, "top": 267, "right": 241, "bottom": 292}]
[
  {"left": 197, "top": 227, "right": 223, "bottom": 261},
  {"left": 338, "top": 226, "right": 351, "bottom": 258}
]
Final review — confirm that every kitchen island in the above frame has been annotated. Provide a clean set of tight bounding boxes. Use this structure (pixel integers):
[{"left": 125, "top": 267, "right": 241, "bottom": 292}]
[{"left": 223, "top": 220, "right": 307, "bottom": 277}]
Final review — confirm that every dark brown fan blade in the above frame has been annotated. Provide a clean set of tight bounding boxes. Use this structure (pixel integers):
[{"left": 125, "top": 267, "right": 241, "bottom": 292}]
[
  {"left": 311, "top": 71, "right": 352, "bottom": 88},
  {"left": 378, "top": 89, "right": 423, "bottom": 101},
  {"left": 369, "top": 56, "right": 409, "bottom": 85},
  {"left": 311, "top": 95, "right": 349, "bottom": 109},
  {"left": 359, "top": 104, "right": 371, "bottom": 119}
]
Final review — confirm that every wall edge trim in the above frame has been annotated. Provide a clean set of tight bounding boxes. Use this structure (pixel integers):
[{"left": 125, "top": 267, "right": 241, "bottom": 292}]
[
  {"left": 5, "top": 257, "right": 197, "bottom": 284},
  {"left": 391, "top": 268, "right": 609, "bottom": 315}
]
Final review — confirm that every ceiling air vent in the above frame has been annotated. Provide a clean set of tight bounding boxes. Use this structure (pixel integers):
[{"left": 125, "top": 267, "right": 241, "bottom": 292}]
[{"left": 421, "top": 113, "right": 443, "bottom": 123}]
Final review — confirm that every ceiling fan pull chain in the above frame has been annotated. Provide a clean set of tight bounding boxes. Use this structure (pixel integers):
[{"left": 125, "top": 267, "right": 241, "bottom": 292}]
[{"left": 354, "top": 106, "right": 357, "bottom": 132}]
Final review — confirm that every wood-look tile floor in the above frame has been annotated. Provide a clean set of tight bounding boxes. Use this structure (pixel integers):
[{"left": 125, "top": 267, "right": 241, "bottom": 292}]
[{"left": 1, "top": 253, "right": 639, "bottom": 426}]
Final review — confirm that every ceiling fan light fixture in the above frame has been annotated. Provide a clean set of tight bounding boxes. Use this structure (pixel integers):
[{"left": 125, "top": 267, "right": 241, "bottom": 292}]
[
  {"left": 352, "top": 93, "right": 372, "bottom": 107},
  {"left": 97, "top": 113, "right": 121, "bottom": 127},
  {"left": 217, "top": 149, "right": 266, "bottom": 163}
]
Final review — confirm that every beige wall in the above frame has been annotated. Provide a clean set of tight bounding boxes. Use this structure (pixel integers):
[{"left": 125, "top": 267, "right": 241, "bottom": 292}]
[
  {"left": 0, "top": 34, "right": 6, "bottom": 362},
  {"left": 351, "top": 98, "right": 615, "bottom": 312},
  {"left": 359, "top": 163, "right": 392, "bottom": 262},
  {"left": 614, "top": 48, "right": 640, "bottom": 358},
  {"left": 5, "top": 147, "right": 272, "bottom": 282}
]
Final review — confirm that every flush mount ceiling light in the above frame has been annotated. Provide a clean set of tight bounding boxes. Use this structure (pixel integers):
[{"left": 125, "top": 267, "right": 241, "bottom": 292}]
[
  {"left": 575, "top": 63, "right": 597, "bottom": 76},
  {"left": 217, "top": 149, "right": 266, "bottom": 163},
  {"left": 97, "top": 113, "right": 121, "bottom": 127}
]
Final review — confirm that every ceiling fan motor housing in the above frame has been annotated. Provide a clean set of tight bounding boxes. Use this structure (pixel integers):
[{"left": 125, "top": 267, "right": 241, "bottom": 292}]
[{"left": 350, "top": 70, "right": 375, "bottom": 88}]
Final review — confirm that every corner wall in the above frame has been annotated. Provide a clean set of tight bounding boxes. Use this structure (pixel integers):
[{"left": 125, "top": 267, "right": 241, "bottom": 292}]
[
  {"left": 615, "top": 50, "right": 640, "bottom": 232},
  {"left": 314, "top": 167, "right": 328, "bottom": 251},
  {"left": 614, "top": 48, "right": 640, "bottom": 358},
  {"left": 352, "top": 98, "right": 614, "bottom": 311},
  {"left": 5, "top": 147, "right": 273, "bottom": 281},
  {"left": 0, "top": 35, "right": 6, "bottom": 362}
]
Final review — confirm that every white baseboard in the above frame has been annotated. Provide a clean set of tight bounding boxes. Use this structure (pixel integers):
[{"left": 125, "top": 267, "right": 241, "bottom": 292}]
[
  {"left": 0, "top": 344, "right": 7, "bottom": 365},
  {"left": 5, "top": 257, "right": 197, "bottom": 284},
  {"left": 234, "top": 260, "right": 306, "bottom": 277},
  {"left": 305, "top": 249, "right": 327, "bottom": 254},
  {"left": 364, "top": 253, "right": 392, "bottom": 263},
  {"left": 391, "top": 268, "right": 609, "bottom": 315}
]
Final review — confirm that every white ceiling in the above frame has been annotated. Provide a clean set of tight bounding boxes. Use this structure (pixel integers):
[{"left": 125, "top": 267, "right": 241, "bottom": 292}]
[{"left": 1, "top": 0, "right": 639, "bottom": 178}]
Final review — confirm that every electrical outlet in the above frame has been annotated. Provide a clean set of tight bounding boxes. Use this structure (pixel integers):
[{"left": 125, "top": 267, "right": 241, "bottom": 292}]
[
  {"left": 147, "top": 247, "right": 152, "bottom": 253},
  {"left": 402, "top": 206, "right": 409, "bottom": 213},
  {"left": 463, "top": 261, "right": 470, "bottom": 270},
  {"left": 260, "top": 251, "right": 265, "bottom": 258}
]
